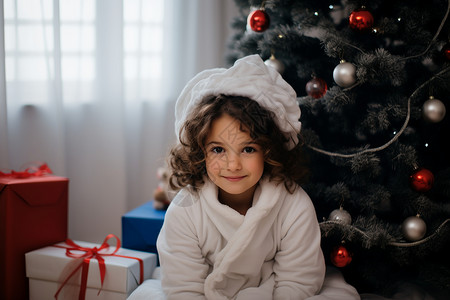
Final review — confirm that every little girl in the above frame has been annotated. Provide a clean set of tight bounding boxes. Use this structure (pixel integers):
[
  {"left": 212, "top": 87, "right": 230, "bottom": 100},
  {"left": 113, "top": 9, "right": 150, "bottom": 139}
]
[{"left": 128, "top": 55, "right": 360, "bottom": 299}]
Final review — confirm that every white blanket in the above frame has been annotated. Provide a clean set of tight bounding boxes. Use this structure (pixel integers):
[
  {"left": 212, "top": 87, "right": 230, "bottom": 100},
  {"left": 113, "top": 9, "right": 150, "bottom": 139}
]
[{"left": 128, "top": 266, "right": 360, "bottom": 300}]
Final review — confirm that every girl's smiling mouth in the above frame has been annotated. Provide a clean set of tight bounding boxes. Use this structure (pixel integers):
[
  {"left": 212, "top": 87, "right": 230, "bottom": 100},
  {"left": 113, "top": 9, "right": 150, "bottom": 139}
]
[{"left": 223, "top": 176, "right": 246, "bottom": 182}]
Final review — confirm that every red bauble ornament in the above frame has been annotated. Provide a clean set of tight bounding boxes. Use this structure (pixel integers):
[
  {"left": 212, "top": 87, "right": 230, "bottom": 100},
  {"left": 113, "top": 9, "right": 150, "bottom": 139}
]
[
  {"left": 330, "top": 245, "right": 352, "bottom": 267},
  {"left": 442, "top": 42, "right": 450, "bottom": 61},
  {"left": 410, "top": 168, "right": 434, "bottom": 192},
  {"left": 306, "top": 77, "right": 328, "bottom": 99},
  {"left": 349, "top": 7, "right": 374, "bottom": 31},
  {"left": 247, "top": 9, "right": 270, "bottom": 32}
]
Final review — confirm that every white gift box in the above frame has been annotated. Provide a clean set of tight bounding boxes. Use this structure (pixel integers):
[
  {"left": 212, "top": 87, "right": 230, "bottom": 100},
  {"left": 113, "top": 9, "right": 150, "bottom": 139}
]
[{"left": 25, "top": 240, "right": 157, "bottom": 300}]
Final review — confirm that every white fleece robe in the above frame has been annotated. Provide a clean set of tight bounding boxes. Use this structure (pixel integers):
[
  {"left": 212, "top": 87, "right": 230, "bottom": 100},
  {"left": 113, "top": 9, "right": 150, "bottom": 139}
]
[{"left": 157, "top": 177, "right": 327, "bottom": 299}]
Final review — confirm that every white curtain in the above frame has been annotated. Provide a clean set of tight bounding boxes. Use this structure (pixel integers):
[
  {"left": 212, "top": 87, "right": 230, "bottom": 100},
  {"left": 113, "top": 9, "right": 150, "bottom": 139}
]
[{"left": 0, "top": 0, "right": 239, "bottom": 243}]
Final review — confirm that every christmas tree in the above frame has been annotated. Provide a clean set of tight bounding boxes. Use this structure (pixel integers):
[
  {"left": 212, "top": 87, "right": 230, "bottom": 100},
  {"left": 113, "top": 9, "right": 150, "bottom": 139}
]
[{"left": 227, "top": 0, "right": 450, "bottom": 297}]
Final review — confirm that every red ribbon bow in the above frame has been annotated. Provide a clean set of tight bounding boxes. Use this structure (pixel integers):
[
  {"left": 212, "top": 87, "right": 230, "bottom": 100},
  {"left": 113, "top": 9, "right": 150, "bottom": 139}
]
[
  {"left": 53, "top": 234, "right": 144, "bottom": 300},
  {"left": 0, "top": 163, "right": 52, "bottom": 178}
]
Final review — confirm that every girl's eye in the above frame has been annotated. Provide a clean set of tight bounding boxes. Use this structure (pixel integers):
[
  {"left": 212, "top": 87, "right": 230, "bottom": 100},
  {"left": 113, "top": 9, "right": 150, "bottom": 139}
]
[
  {"left": 211, "top": 146, "right": 224, "bottom": 154},
  {"left": 243, "top": 146, "right": 256, "bottom": 153}
]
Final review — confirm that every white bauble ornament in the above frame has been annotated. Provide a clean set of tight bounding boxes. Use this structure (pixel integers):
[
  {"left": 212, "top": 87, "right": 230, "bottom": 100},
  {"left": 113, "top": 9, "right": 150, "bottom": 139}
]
[
  {"left": 402, "top": 215, "right": 426, "bottom": 241},
  {"left": 264, "top": 54, "right": 285, "bottom": 74},
  {"left": 328, "top": 207, "right": 352, "bottom": 225},
  {"left": 423, "top": 96, "right": 446, "bottom": 123},
  {"left": 333, "top": 60, "right": 356, "bottom": 87}
]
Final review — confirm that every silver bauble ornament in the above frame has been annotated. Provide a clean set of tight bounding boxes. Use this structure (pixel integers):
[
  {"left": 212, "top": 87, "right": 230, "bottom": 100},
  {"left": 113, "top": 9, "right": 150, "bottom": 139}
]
[
  {"left": 264, "top": 54, "right": 285, "bottom": 74},
  {"left": 333, "top": 60, "right": 356, "bottom": 87},
  {"left": 423, "top": 96, "right": 446, "bottom": 123},
  {"left": 402, "top": 215, "right": 426, "bottom": 241},
  {"left": 328, "top": 207, "right": 352, "bottom": 225}
]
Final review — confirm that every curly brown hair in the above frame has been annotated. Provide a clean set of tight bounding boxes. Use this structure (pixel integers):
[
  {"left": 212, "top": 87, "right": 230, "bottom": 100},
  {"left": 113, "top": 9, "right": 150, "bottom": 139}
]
[{"left": 168, "top": 94, "right": 309, "bottom": 193}]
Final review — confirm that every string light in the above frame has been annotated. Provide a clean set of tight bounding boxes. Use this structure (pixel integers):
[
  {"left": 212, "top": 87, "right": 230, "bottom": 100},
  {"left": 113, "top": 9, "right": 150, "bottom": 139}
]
[
  {"left": 308, "top": 66, "right": 450, "bottom": 158},
  {"left": 320, "top": 219, "right": 450, "bottom": 247}
]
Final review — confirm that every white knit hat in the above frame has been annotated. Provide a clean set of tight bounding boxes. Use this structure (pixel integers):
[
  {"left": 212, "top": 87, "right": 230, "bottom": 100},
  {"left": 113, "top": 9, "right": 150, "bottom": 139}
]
[{"left": 174, "top": 54, "right": 301, "bottom": 150}]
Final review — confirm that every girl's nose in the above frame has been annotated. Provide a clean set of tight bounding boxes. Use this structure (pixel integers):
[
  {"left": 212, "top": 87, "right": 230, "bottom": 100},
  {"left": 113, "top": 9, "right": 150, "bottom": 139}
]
[{"left": 226, "top": 152, "right": 242, "bottom": 171}]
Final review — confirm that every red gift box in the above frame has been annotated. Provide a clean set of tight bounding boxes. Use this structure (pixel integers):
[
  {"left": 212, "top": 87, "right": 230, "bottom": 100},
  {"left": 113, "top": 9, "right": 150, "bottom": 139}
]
[{"left": 0, "top": 174, "right": 69, "bottom": 300}]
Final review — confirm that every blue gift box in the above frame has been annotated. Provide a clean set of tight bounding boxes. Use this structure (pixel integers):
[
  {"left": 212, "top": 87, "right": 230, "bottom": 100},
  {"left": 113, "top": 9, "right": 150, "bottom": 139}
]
[{"left": 122, "top": 200, "right": 166, "bottom": 255}]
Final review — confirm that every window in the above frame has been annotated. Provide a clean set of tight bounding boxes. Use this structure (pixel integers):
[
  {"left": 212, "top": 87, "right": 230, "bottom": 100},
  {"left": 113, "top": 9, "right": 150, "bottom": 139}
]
[
  {"left": 4, "top": 0, "right": 164, "bottom": 105},
  {"left": 124, "top": 0, "right": 164, "bottom": 102},
  {"left": 4, "top": 0, "right": 59, "bottom": 104}
]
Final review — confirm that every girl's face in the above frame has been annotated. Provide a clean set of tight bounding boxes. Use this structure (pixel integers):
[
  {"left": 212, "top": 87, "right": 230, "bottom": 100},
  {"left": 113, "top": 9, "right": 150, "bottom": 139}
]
[{"left": 205, "top": 114, "right": 264, "bottom": 200}]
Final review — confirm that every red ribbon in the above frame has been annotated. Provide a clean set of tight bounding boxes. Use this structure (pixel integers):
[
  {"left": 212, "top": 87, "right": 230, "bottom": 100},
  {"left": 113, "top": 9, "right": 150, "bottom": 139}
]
[
  {"left": 0, "top": 163, "right": 52, "bottom": 178},
  {"left": 53, "top": 234, "right": 144, "bottom": 300}
]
